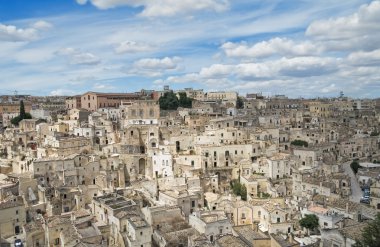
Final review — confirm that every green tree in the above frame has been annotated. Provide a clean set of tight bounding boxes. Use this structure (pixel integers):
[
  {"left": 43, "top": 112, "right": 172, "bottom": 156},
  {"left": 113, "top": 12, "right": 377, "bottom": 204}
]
[
  {"left": 370, "top": 131, "right": 379, "bottom": 136},
  {"left": 236, "top": 96, "right": 244, "bottom": 109},
  {"left": 350, "top": 161, "right": 361, "bottom": 174},
  {"left": 231, "top": 180, "right": 247, "bottom": 201},
  {"left": 178, "top": 92, "right": 193, "bottom": 108},
  {"left": 299, "top": 214, "right": 319, "bottom": 234},
  {"left": 10, "top": 100, "right": 32, "bottom": 126},
  {"left": 159, "top": 92, "right": 179, "bottom": 110},
  {"left": 354, "top": 213, "right": 380, "bottom": 247},
  {"left": 20, "top": 100, "right": 26, "bottom": 119},
  {"left": 291, "top": 140, "right": 308, "bottom": 147}
]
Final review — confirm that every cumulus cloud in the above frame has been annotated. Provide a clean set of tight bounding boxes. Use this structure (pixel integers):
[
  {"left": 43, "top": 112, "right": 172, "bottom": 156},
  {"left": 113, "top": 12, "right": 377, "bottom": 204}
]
[
  {"left": 274, "top": 56, "right": 338, "bottom": 77},
  {"left": 306, "top": 1, "right": 380, "bottom": 51},
  {"left": 0, "top": 23, "right": 38, "bottom": 42},
  {"left": 32, "top": 20, "right": 53, "bottom": 30},
  {"left": 76, "top": 0, "right": 87, "bottom": 4},
  {"left": 76, "top": 0, "right": 229, "bottom": 17},
  {"left": 157, "top": 56, "right": 339, "bottom": 88},
  {"left": 114, "top": 41, "right": 153, "bottom": 54},
  {"left": 56, "top": 47, "right": 101, "bottom": 65},
  {"left": 50, "top": 89, "right": 78, "bottom": 96},
  {"left": 71, "top": 53, "right": 101, "bottom": 65},
  {"left": 348, "top": 49, "right": 380, "bottom": 66},
  {"left": 93, "top": 83, "right": 115, "bottom": 90},
  {"left": 134, "top": 56, "right": 181, "bottom": 70},
  {"left": 221, "top": 38, "right": 319, "bottom": 59},
  {"left": 127, "top": 56, "right": 182, "bottom": 77},
  {"left": 199, "top": 64, "right": 234, "bottom": 78},
  {"left": 14, "top": 48, "right": 53, "bottom": 64}
]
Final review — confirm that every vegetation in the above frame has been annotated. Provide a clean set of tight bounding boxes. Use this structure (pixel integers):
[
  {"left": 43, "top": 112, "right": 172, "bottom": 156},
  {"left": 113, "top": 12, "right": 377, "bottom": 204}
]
[
  {"left": 354, "top": 213, "right": 380, "bottom": 247},
  {"left": 370, "top": 131, "right": 379, "bottom": 136},
  {"left": 159, "top": 92, "right": 179, "bottom": 110},
  {"left": 261, "top": 192, "right": 271, "bottom": 198},
  {"left": 178, "top": 92, "right": 193, "bottom": 108},
  {"left": 291, "top": 140, "right": 309, "bottom": 147},
  {"left": 11, "top": 100, "right": 32, "bottom": 126},
  {"left": 299, "top": 214, "right": 319, "bottom": 233},
  {"left": 159, "top": 91, "right": 193, "bottom": 110},
  {"left": 231, "top": 180, "right": 247, "bottom": 201},
  {"left": 236, "top": 96, "right": 244, "bottom": 109},
  {"left": 350, "top": 160, "right": 362, "bottom": 174}
]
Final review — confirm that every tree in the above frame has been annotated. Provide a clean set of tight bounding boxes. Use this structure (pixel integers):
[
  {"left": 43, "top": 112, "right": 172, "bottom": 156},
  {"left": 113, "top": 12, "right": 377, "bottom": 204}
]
[
  {"left": 20, "top": 100, "right": 26, "bottom": 119},
  {"left": 231, "top": 180, "right": 247, "bottom": 201},
  {"left": 178, "top": 92, "right": 193, "bottom": 108},
  {"left": 10, "top": 100, "right": 32, "bottom": 126},
  {"left": 370, "top": 131, "right": 379, "bottom": 136},
  {"left": 299, "top": 214, "right": 319, "bottom": 235},
  {"left": 351, "top": 161, "right": 362, "bottom": 174},
  {"left": 159, "top": 92, "right": 179, "bottom": 110},
  {"left": 236, "top": 96, "right": 244, "bottom": 109},
  {"left": 291, "top": 140, "right": 308, "bottom": 147},
  {"left": 354, "top": 213, "right": 380, "bottom": 247}
]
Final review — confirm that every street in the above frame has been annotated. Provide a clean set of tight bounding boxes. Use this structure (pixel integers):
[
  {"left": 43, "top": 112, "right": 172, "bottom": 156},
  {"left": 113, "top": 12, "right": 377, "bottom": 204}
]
[{"left": 342, "top": 161, "right": 362, "bottom": 203}]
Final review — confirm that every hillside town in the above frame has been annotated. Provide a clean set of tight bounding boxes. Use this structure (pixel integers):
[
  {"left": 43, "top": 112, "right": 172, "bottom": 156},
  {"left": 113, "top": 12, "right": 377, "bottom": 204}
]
[{"left": 0, "top": 87, "right": 379, "bottom": 247}]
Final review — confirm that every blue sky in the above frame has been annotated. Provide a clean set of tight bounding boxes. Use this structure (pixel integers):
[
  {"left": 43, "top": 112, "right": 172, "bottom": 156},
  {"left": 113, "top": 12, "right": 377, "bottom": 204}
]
[{"left": 0, "top": 0, "right": 379, "bottom": 98}]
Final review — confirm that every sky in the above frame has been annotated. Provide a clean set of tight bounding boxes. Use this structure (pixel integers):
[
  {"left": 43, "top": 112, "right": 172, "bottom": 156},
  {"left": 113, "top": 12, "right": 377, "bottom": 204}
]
[{"left": 0, "top": 0, "right": 379, "bottom": 98}]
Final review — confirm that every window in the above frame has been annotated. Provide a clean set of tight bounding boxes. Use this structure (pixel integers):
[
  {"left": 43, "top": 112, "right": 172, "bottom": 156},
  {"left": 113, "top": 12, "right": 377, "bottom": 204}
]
[
  {"left": 16, "top": 210, "right": 18, "bottom": 215},
  {"left": 277, "top": 218, "right": 280, "bottom": 223},
  {"left": 192, "top": 200, "right": 195, "bottom": 207},
  {"left": 241, "top": 213, "right": 246, "bottom": 219},
  {"left": 140, "top": 231, "right": 143, "bottom": 236}
]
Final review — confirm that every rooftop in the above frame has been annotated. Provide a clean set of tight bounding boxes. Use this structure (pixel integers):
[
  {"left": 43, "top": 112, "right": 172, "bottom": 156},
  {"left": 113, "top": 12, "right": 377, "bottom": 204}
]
[{"left": 216, "top": 235, "right": 249, "bottom": 247}]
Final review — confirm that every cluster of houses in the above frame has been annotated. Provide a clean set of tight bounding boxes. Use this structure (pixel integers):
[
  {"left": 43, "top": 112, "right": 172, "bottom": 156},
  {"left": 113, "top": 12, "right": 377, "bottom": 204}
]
[{"left": 0, "top": 88, "right": 379, "bottom": 247}]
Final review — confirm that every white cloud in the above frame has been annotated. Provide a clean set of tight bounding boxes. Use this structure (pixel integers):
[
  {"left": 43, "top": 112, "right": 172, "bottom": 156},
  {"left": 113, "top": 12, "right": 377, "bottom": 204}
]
[
  {"left": 32, "top": 20, "right": 53, "bottom": 30},
  {"left": 50, "top": 88, "right": 78, "bottom": 96},
  {"left": 306, "top": 1, "right": 380, "bottom": 51},
  {"left": 348, "top": 49, "right": 380, "bottom": 66},
  {"left": 56, "top": 47, "right": 101, "bottom": 65},
  {"left": 14, "top": 48, "right": 54, "bottom": 64},
  {"left": 221, "top": 38, "right": 319, "bottom": 59},
  {"left": 76, "top": 0, "right": 88, "bottom": 5},
  {"left": 199, "top": 64, "right": 233, "bottom": 78},
  {"left": 127, "top": 56, "right": 182, "bottom": 77},
  {"left": 235, "top": 63, "right": 273, "bottom": 79},
  {"left": 134, "top": 56, "right": 181, "bottom": 70},
  {"left": 0, "top": 23, "right": 38, "bottom": 42},
  {"left": 77, "top": 0, "right": 229, "bottom": 17},
  {"left": 114, "top": 41, "right": 153, "bottom": 54},
  {"left": 71, "top": 53, "right": 101, "bottom": 65},
  {"left": 274, "top": 56, "right": 339, "bottom": 77},
  {"left": 93, "top": 83, "right": 115, "bottom": 90}
]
